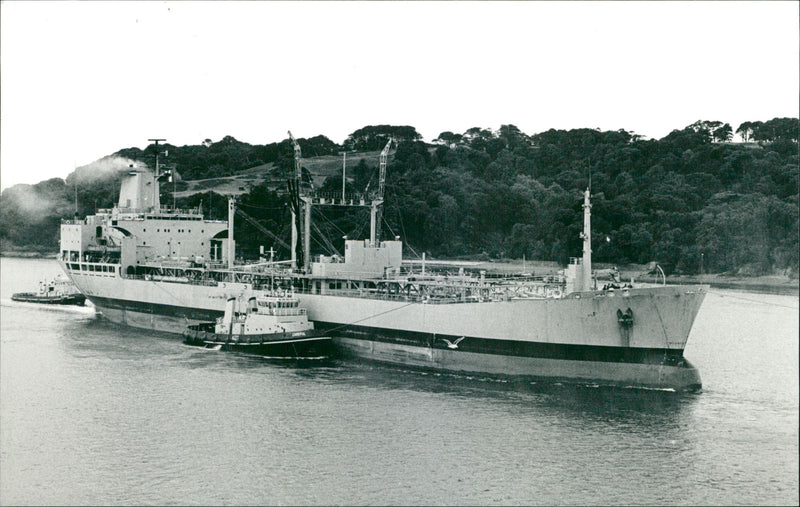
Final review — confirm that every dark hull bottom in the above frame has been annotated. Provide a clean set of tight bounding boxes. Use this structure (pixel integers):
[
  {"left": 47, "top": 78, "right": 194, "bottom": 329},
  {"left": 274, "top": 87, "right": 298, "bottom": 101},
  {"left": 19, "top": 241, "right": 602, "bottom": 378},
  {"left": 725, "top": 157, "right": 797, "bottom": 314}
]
[
  {"left": 183, "top": 327, "right": 332, "bottom": 358},
  {"left": 332, "top": 337, "right": 702, "bottom": 392},
  {"left": 11, "top": 293, "right": 86, "bottom": 306}
]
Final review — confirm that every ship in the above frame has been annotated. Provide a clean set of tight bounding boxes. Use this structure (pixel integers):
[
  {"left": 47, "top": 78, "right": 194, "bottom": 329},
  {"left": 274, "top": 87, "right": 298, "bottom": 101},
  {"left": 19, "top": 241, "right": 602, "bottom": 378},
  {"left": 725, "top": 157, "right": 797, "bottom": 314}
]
[
  {"left": 58, "top": 139, "right": 706, "bottom": 391},
  {"left": 183, "top": 291, "right": 331, "bottom": 358},
  {"left": 12, "top": 275, "right": 86, "bottom": 306}
]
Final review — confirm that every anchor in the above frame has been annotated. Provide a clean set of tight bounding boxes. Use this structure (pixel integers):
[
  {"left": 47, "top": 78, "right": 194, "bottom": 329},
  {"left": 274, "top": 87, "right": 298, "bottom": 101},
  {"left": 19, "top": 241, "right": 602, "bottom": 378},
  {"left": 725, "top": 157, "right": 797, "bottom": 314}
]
[{"left": 617, "top": 307, "right": 634, "bottom": 347}]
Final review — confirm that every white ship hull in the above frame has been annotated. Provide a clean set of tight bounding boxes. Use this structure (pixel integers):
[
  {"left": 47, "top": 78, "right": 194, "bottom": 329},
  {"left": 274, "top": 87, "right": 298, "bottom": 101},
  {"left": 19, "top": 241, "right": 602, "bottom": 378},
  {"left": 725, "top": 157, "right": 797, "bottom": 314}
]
[{"left": 60, "top": 262, "right": 705, "bottom": 390}]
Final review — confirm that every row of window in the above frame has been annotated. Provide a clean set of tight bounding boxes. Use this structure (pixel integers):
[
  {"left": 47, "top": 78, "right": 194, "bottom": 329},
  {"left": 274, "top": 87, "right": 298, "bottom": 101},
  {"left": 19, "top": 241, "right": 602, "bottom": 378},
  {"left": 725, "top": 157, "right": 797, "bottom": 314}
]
[
  {"left": 141, "top": 241, "right": 204, "bottom": 246},
  {"left": 142, "top": 228, "right": 204, "bottom": 234},
  {"left": 144, "top": 216, "right": 203, "bottom": 221},
  {"left": 68, "top": 263, "right": 117, "bottom": 274},
  {"left": 257, "top": 300, "right": 299, "bottom": 309}
]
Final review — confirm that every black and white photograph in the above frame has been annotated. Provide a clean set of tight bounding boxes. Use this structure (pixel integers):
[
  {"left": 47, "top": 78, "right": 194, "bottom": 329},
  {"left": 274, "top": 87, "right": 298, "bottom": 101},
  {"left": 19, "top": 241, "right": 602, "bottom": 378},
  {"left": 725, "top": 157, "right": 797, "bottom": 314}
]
[{"left": 1, "top": 1, "right": 797, "bottom": 505}]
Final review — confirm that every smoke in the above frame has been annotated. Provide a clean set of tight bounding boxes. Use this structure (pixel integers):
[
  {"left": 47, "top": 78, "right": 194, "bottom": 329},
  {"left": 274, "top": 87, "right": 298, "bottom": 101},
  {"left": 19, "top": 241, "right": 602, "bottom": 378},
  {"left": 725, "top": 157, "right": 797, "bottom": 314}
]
[
  {"left": 1, "top": 179, "right": 72, "bottom": 222},
  {"left": 66, "top": 156, "right": 142, "bottom": 186},
  {"left": 1, "top": 156, "right": 143, "bottom": 224}
]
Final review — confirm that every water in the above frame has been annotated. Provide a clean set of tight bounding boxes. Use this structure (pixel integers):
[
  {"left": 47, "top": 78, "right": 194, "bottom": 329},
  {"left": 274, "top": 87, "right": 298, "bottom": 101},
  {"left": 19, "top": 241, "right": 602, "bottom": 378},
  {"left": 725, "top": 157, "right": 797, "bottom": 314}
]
[{"left": 1, "top": 258, "right": 797, "bottom": 506}]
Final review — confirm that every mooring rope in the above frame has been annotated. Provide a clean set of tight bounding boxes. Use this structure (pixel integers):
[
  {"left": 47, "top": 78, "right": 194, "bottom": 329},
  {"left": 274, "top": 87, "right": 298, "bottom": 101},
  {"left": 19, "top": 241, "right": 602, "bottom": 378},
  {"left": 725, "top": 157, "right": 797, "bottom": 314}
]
[{"left": 324, "top": 300, "right": 418, "bottom": 334}]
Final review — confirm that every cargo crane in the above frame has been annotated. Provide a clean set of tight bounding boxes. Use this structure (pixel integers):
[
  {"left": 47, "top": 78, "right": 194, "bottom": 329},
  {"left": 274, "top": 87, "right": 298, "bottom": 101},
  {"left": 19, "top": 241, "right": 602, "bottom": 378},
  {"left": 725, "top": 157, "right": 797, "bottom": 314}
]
[
  {"left": 287, "top": 131, "right": 304, "bottom": 270},
  {"left": 371, "top": 138, "right": 392, "bottom": 245},
  {"left": 286, "top": 134, "right": 394, "bottom": 273},
  {"left": 287, "top": 131, "right": 314, "bottom": 272}
]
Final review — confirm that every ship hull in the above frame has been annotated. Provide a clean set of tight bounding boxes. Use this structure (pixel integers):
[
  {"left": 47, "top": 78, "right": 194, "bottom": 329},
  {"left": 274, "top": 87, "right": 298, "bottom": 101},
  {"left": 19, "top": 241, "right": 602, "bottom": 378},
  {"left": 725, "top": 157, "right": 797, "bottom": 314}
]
[
  {"left": 183, "top": 325, "right": 332, "bottom": 358},
  {"left": 87, "top": 296, "right": 701, "bottom": 390},
  {"left": 11, "top": 293, "right": 86, "bottom": 306},
  {"left": 62, "top": 264, "right": 705, "bottom": 390},
  {"left": 332, "top": 337, "right": 701, "bottom": 391}
]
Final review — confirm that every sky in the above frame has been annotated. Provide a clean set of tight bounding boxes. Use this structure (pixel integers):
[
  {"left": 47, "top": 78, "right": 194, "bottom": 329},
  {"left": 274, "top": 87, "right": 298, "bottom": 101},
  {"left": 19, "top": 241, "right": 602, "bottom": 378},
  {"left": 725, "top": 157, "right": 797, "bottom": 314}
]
[{"left": 1, "top": 1, "right": 798, "bottom": 190}]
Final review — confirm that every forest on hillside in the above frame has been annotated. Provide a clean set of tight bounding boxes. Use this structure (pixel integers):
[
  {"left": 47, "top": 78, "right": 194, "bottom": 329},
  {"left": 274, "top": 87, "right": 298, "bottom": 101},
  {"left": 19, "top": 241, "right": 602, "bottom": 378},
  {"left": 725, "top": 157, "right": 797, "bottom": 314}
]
[{"left": 1, "top": 120, "right": 797, "bottom": 277}]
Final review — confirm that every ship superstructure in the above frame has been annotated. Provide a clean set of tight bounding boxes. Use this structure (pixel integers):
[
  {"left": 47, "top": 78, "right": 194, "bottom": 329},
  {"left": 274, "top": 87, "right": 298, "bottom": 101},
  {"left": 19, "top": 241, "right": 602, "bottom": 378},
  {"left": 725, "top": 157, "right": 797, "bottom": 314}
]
[{"left": 59, "top": 141, "right": 706, "bottom": 391}]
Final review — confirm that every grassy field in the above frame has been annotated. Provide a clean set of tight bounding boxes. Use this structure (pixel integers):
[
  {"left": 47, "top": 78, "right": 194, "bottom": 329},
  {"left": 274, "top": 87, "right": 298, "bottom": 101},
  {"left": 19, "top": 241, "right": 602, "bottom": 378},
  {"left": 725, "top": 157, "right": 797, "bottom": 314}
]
[{"left": 173, "top": 151, "right": 383, "bottom": 198}]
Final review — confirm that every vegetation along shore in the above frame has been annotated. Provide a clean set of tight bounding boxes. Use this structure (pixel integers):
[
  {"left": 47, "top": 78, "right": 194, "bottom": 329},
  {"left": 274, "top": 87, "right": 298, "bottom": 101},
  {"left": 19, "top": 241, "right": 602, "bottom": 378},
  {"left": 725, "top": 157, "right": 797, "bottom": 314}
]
[{"left": 2, "top": 119, "right": 797, "bottom": 286}]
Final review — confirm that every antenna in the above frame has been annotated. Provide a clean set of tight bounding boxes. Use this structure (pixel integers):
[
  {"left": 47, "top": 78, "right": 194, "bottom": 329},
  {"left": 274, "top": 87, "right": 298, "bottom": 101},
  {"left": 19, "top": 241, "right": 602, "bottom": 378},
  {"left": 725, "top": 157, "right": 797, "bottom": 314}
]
[
  {"left": 148, "top": 139, "right": 166, "bottom": 174},
  {"left": 342, "top": 151, "right": 347, "bottom": 202},
  {"left": 73, "top": 162, "right": 78, "bottom": 216},
  {"left": 148, "top": 138, "right": 166, "bottom": 211}
]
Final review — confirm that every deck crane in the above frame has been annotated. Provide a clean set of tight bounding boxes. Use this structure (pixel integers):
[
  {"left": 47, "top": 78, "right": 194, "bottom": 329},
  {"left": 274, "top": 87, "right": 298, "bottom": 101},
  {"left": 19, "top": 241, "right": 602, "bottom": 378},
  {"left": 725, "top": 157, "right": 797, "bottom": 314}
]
[
  {"left": 287, "top": 131, "right": 303, "bottom": 270},
  {"left": 288, "top": 131, "right": 302, "bottom": 183},
  {"left": 370, "top": 138, "right": 392, "bottom": 245},
  {"left": 287, "top": 130, "right": 313, "bottom": 272}
]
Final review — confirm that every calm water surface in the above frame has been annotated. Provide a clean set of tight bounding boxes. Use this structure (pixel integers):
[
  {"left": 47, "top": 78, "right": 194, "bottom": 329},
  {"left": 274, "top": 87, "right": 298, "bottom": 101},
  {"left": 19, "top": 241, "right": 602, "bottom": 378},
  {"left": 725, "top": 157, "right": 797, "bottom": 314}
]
[{"left": 1, "top": 258, "right": 797, "bottom": 505}]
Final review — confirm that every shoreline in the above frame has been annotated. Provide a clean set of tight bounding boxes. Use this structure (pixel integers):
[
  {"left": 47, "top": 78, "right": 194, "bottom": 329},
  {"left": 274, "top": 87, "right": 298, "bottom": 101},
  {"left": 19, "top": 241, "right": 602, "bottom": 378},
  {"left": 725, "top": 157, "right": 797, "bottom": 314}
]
[
  {"left": 0, "top": 251, "right": 59, "bottom": 259},
  {"left": 635, "top": 273, "right": 799, "bottom": 295}
]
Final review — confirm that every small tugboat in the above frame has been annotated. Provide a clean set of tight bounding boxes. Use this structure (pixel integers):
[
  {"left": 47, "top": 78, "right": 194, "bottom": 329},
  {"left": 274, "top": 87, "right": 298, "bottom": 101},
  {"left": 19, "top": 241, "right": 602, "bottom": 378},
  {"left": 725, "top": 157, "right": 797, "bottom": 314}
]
[
  {"left": 12, "top": 276, "right": 86, "bottom": 306},
  {"left": 183, "top": 291, "right": 332, "bottom": 358}
]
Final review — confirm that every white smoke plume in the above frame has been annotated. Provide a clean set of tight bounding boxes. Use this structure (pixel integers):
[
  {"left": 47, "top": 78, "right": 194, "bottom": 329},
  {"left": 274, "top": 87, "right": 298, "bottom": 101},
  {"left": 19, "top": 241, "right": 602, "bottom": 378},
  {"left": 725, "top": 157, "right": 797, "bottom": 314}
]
[
  {"left": 1, "top": 156, "right": 143, "bottom": 224},
  {"left": 1, "top": 179, "right": 72, "bottom": 223},
  {"left": 66, "top": 156, "right": 143, "bottom": 186}
]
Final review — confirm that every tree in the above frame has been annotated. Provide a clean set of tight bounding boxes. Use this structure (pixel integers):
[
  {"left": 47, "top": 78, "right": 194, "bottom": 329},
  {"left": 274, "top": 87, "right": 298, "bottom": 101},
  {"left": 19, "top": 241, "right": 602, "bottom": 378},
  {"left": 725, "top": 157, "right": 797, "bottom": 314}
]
[
  {"left": 3, "top": 122, "right": 797, "bottom": 277},
  {"left": 343, "top": 125, "right": 422, "bottom": 151},
  {"left": 713, "top": 123, "right": 733, "bottom": 143},
  {"left": 434, "top": 131, "right": 462, "bottom": 146},
  {"left": 736, "top": 121, "right": 761, "bottom": 142},
  {"left": 755, "top": 117, "right": 800, "bottom": 143},
  {"left": 497, "top": 124, "right": 529, "bottom": 151}
]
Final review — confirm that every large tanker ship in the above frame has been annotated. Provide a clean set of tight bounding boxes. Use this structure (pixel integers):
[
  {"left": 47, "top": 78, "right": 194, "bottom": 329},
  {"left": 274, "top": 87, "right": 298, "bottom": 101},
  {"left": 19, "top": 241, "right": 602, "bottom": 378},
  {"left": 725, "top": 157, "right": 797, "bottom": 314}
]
[{"left": 58, "top": 145, "right": 706, "bottom": 390}]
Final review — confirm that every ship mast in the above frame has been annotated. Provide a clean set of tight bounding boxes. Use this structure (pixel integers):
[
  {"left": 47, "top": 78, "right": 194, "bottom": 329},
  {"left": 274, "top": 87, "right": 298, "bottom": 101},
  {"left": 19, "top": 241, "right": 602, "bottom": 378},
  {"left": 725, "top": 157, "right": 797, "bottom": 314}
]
[
  {"left": 228, "top": 196, "right": 236, "bottom": 269},
  {"left": 342, "top": 152, "right": 347, "bottom": 202},
  {"left": 580, "top": 187, "right": 593, "bottom": 290},
  {"left": 148, "top": 138, "right": 166, "bottom": 212},
  {"left": 288, "top": 131, "right": 304, "bottom": 271}
]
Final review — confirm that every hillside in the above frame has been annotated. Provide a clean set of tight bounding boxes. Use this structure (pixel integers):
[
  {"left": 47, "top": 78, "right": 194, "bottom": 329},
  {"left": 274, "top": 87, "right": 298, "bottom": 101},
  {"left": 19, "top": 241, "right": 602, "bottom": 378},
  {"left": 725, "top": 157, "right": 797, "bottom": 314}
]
[
  {"left": 173, "top": 152, "right": 384, "bottom": 198},
  {"left": 1, "top": 120, "right": 797, "bottom": 279}
]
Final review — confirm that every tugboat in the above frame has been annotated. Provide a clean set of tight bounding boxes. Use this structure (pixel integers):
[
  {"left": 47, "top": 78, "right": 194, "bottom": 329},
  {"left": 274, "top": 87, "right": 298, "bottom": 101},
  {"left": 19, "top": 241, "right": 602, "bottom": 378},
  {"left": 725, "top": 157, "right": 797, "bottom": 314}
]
[
  {"left": 183, "top": 291, "right": 332, "bottom": 358},
  {"left": 12, "top": 276, "right": 86, "bottom": 306}
]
